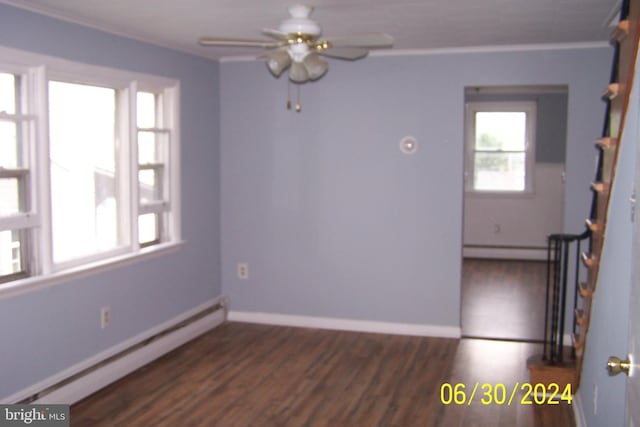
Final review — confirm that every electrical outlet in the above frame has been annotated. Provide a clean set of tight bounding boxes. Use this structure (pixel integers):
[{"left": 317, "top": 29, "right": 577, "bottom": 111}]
[
  {"left": 237, "top": 263, "right": 249, "bottom": 279},
  {"left": 101, "top": 306, "right": 110, "bottom": 329}
]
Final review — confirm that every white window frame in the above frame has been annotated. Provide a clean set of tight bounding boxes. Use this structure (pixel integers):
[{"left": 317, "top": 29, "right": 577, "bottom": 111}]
[
  {"left": 135, "top": 88, "right": 177, "bottom": 248},
  {"left": 464, "top": 101, "right": 536, "bottom": 195},
  {"left": 0, "top": 65, "right": 39, "bottom": 283},
  {"left": 0, "top": 45, "right": 182, "bottom": 298}
]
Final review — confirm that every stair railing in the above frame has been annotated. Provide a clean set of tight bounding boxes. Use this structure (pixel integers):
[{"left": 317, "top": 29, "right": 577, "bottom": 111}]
[{"left": 543, "top": 232, "right": 588, "bottom": 364}]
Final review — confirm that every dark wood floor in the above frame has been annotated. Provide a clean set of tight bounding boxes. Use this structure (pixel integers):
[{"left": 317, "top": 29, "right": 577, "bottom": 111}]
[
  {"left": 71, "top": 323, "right": 573, "bottom": 427},
  {"left": 461, "top": 259, "right": 547, "bottom": 342}
]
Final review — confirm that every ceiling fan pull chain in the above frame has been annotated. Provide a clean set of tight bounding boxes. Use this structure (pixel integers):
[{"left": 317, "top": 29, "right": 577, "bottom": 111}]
[
  {"left": 287, "top": 80, "right": 292, "bottom": 110},
  {"left": 296, "top": 84, "right": 302, "bottom": 112}
]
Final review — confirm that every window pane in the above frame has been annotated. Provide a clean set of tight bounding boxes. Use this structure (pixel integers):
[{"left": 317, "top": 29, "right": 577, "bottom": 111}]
[
  {"left": 137, "top": 92, "right": 156, "bottom": 128},
  {"left": 139, "top": 168, "right": 162, "bottom": 203},
  {"left": 138, "top": 213, "right": 159, "bottom": 245},
  {"left": 475, "top": 112, "right": 526, "bottom": 151},
  {"left": 138, "top": 131, "right": 157, "bottom": 164},
  {"left": 473, "top": 152, "right": 525, "bottom": 191},
  {"left": 0, "top": 230, "right": 23, "bottom": 276},
  {"left": 0, "top": 119, "right": 29, "bottom": 169},
  {"left": 0, "top": 120, "right": 20, "bottom": 168},
  {"left": 49, "top": 81, "right": 119, "bottom": 263},
  {"left": 0, "top": 73, "right": 16, "bottom": 114},
  {"left": 0, "top": 177, "right": 22, "bottom": 215}
]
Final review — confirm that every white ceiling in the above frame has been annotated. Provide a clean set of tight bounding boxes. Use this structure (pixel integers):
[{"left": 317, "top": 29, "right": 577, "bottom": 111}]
[{"left": 2, "top": 0, "right": 620, "bottom": 60}]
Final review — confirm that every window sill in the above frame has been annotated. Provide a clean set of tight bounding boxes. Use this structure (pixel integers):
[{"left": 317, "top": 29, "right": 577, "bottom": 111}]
[{"left": 0, "top": 241, "right": 185, "bottom": 302}]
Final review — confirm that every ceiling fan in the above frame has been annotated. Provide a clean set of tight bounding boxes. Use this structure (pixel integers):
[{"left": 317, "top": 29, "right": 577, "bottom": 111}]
[{"left": 198, "top": 4, "right": 393, "bottom": 84}]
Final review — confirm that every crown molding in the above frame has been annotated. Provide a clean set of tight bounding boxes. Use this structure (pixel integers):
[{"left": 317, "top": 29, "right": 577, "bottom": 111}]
[
  {"left": 220, "top": 41, "right": 610, "bottom": 63},
  {"left": 368, "top": 41, "right": 610, "bottom": 58}
]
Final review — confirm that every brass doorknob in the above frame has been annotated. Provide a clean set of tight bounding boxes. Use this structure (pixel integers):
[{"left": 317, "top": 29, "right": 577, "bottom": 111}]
[{"left": 607, "top": 356, "right": 631, "bottom": 376}]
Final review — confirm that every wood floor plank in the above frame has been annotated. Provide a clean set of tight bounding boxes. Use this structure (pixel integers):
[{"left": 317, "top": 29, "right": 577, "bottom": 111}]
[
  {"left": 71, "top": 323, "right": 574, "bottom": 426},
  {"left": 461, "top": 259, "right": 547, "bottom": 341}
]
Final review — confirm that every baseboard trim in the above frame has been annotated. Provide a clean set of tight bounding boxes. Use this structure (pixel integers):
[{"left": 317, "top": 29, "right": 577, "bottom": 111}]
[
  {"left": 3, "top": 296, "right": 227, "bottom": 404},
  {"left": 463, "top": 247, "right": 548, "bottom": 260},
  {"left": 228, "top": 311, "right": 461, "bottom": 338},
  {"left": 573, "top": 392, "right": 586, "bottom": 427}
]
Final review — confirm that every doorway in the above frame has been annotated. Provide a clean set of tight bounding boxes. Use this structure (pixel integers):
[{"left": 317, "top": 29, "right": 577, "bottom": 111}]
[{"left": 461, "top": 85, "right": 568, "bottom": 342}]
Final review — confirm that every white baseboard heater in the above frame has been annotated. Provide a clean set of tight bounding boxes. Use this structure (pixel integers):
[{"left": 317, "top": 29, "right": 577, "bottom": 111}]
[
  {"left": 463, "top": 245, "right": 548, "bottom": 260},
  {"left": 10, "top": 298, "right": 227, "bottom": 405}
]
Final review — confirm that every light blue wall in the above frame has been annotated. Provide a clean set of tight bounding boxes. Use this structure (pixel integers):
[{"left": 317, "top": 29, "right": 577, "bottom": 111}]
[
  {"left": 578, "top": 57, "right": 639, "bottom": 427},
  {"left": 220, "top": 47, "right": 612, "bottom": 327},
  {"left": 537, "top": 93, "right": 569, "bottom": 163},
  {"left": 0, "top": 4, "right": 220, "bottom": 398}
]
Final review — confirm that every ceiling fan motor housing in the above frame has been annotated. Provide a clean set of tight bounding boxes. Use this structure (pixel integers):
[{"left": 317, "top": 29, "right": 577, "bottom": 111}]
[{"left": 279, "top": 5, "right": 321, "bottom": 38}]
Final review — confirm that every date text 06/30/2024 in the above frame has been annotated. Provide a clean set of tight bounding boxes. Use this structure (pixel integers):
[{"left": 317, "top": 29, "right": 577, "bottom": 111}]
[{"left": 440, "top": 383, "right": 572, "bottom": 406}]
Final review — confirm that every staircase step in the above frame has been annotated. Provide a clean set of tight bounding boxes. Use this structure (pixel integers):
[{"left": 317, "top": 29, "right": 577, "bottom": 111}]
[
  {"left": 603, "top": 83, "right": 622, "bottom": 100},
  {"left": 527, "top": 353, "right": 578, "bottom": 390},
  {"left": 585, "top": 218, "right": 601, "bottom": 233},
  {"left": 611, "top": 20, "right": 630, "bottom": 42},
  {"left": 581, "top": 252, "right": 597, "bottom": 269},
  {"left": 579, "top": 281, "right": 593, "bottom": 298},
  {"left": 575, "top": 309, "right": 588, "bottom": 326},
  {"left": 596, "top": 137, "right": 618, "bottom": 149},
  {"left": 591, "top": 181, "right": 610, "bottom": 194},
  {"left": 572, "top": 333, "right": 585, "bottom": 351}
]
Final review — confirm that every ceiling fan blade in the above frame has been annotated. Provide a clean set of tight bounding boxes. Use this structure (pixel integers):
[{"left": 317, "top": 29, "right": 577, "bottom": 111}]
[
  {"left": 262, "top": 28, "right": 290, "bottom": 40},
  {"left": 198, "top": 37, "right": 282, "bottom": 48},
  {"left": 318, "top": 46, "right": 369, "bottom": 60},
  {"left": 322, "top": 33, "right": 393, "bottom": 48}
]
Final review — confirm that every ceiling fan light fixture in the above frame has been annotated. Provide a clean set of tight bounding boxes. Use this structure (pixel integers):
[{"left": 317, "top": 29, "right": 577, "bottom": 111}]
[
  {"left": 265, "top": 49, "right": 292, "bottom": 77},
  {"left": 303, "top": 53, "right": 328, "bottom": 80},
  {"left": 289, "top": 61, "right": 309, "bottom": 83}
]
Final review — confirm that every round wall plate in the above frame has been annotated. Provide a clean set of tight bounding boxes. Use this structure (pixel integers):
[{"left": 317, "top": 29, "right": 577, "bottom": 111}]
[{"left": 400, "top": 136, "right": 418, "bottom": 154}]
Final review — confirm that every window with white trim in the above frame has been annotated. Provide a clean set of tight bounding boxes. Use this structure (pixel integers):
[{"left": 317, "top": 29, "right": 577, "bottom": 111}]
[
  {"left": 0, "top": 71, "right": 35, "bottom": 282},
  {"left": 0, "top": 49, "right": 180, "bottom": 287},
  {"left": 137, "top": 91, "right": 171, "bottom": 247},
  {"left": 465, "top": 101, "right": 536, "bottom": 193}
]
